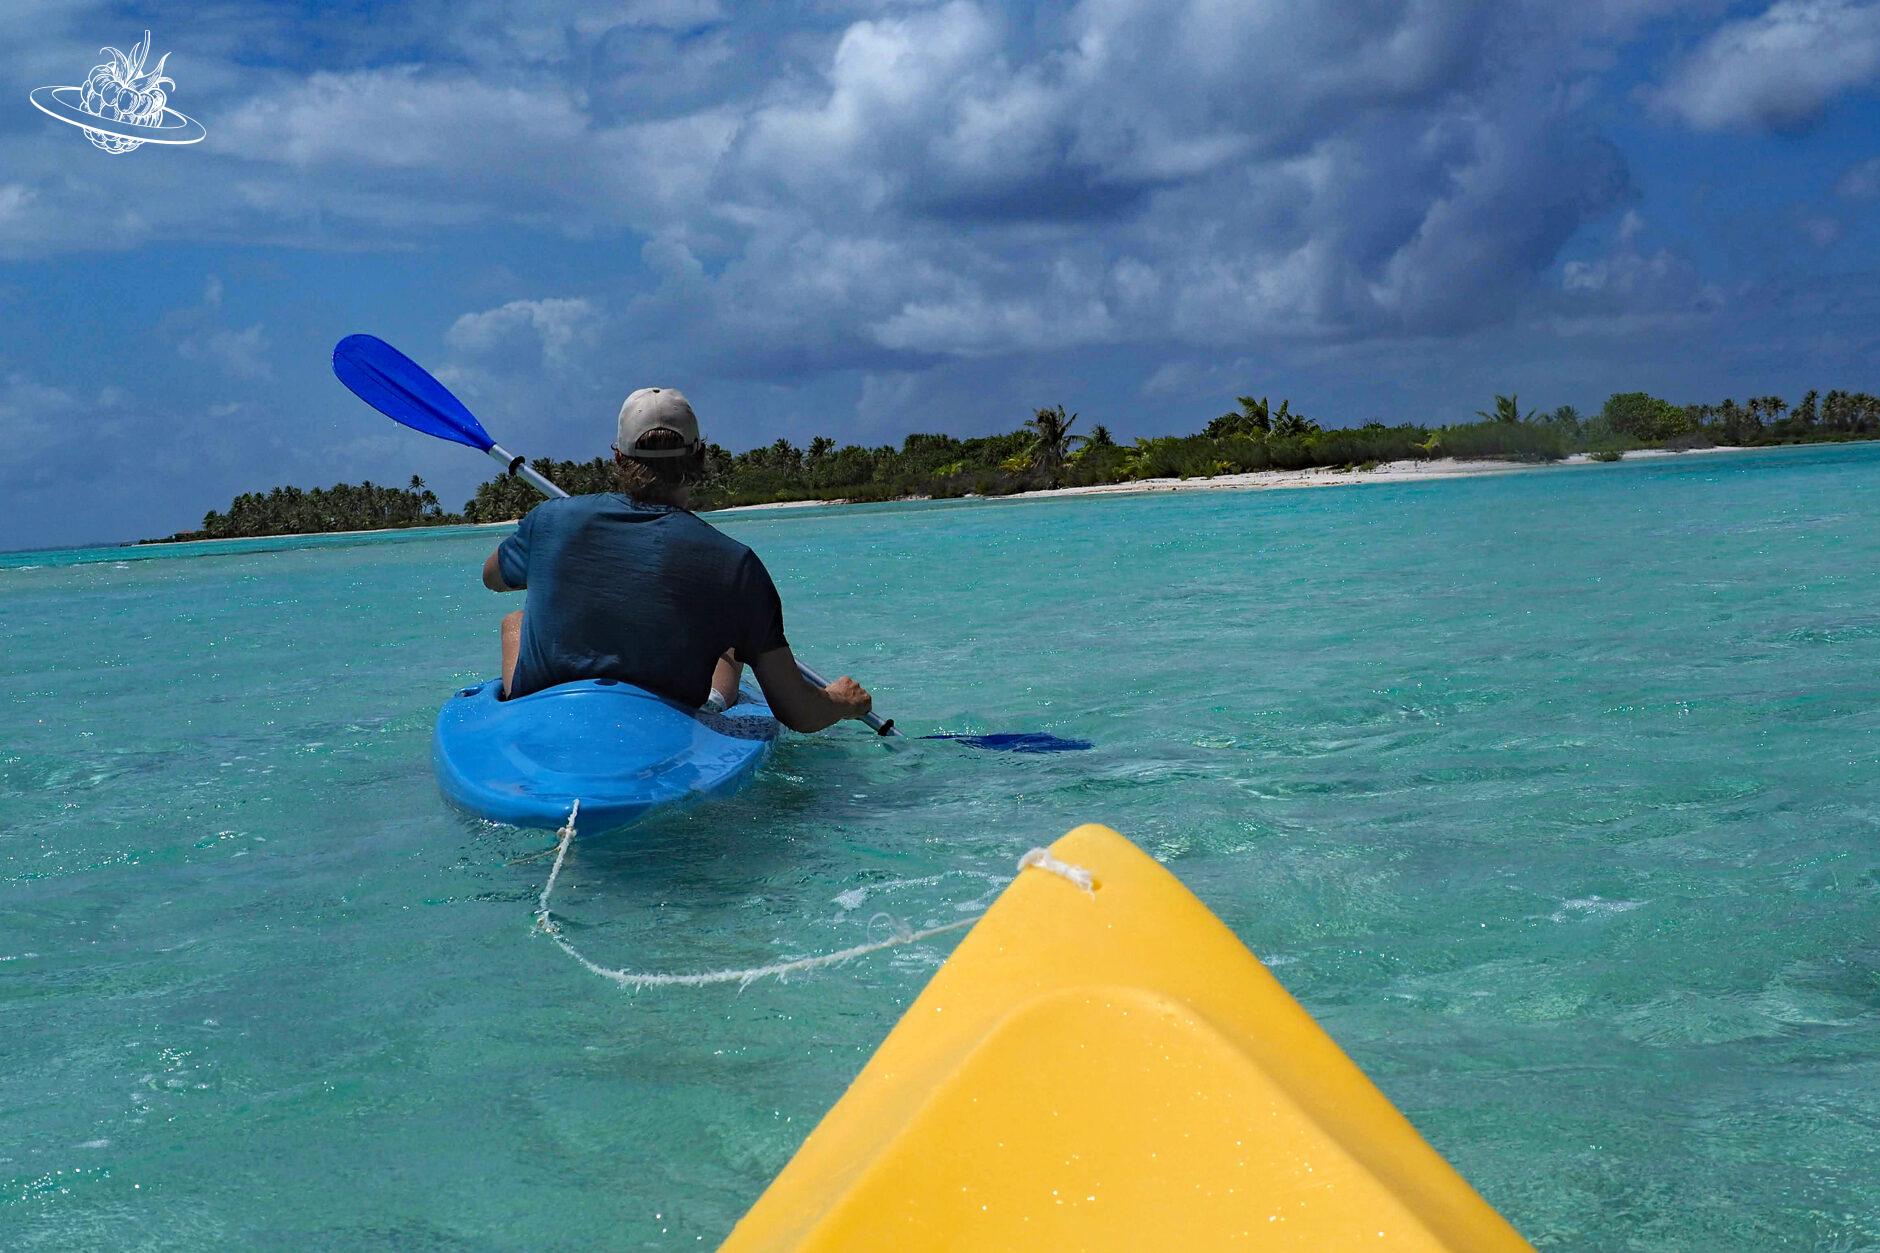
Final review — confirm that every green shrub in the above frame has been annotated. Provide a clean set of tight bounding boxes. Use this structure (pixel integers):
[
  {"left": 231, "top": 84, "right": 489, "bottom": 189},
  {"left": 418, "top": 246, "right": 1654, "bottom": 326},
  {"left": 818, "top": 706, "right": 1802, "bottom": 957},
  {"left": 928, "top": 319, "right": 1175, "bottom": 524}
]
[
  {"left": 1602, "top": 392, "right": 1689, "bottom": 441},
  {"left": 1263, "top": 436, "right": 1317, "bottom": 470},
  {"left": 1214, "top": 435, "right": 1270, "bottom": 471},
  {"left": 1306, "top": 425, "right": 1429, "bottom": 466},
  {"left": 1433, "top": 421, "right": 1567, "bottom": 461},
  {"left": 1063, "top": 445, "right": 1135, "bottom": 485},
  {"left": 1125, "top": 435, "right": 1228, "bottom": 479}
]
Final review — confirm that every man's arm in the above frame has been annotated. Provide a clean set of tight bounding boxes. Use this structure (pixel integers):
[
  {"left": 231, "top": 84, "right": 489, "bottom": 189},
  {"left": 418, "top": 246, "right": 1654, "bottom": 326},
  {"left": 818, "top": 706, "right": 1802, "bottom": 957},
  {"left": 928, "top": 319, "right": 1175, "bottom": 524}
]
[
  {"left": 749, "top": 645, "right": 872, "bottom": 733},
  {"left": 482, "top": 549, "right": 516, "bottom": 592},
  {"left": 486, "top": 510, "right": 534, "bottom": 592}
]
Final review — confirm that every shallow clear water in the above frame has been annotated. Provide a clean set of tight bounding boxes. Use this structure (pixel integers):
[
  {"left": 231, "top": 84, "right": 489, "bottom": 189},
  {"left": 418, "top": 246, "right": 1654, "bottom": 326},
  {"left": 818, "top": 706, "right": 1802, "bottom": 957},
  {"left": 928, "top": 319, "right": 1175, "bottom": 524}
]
[{"left": 5, "top": 446, "right": 1878, "bottom": 1249}]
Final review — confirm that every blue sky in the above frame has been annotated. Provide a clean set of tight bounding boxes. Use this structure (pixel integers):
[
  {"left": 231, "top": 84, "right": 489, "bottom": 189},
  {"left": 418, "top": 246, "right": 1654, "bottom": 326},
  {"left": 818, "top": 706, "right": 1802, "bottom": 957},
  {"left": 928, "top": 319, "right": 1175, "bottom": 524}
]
[{"left": 3, "top": 0, "right": 1879, "bottom": 549}]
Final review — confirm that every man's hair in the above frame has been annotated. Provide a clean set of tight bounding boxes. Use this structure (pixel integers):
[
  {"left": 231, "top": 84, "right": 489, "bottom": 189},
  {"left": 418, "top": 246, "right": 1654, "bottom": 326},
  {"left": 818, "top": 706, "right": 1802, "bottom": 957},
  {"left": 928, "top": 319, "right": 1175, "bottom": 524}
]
[{"left": 614, "top": 427, "right": 704, "bottom": 506}]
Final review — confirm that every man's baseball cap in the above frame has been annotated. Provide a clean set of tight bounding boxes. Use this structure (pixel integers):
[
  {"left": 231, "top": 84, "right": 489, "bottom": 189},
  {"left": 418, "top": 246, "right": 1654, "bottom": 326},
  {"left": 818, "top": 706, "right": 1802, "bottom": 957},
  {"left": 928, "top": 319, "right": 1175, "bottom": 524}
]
[{"left": 616, "top": 387, "right": 700, "bottom": 457}]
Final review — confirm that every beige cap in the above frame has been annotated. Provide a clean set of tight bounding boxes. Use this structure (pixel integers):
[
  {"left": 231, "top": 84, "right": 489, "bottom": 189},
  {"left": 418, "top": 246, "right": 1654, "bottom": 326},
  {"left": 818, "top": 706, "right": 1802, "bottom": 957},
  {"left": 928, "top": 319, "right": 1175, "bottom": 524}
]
[{"left": 616, "top": 387, "right": 700, "bottom": 457}]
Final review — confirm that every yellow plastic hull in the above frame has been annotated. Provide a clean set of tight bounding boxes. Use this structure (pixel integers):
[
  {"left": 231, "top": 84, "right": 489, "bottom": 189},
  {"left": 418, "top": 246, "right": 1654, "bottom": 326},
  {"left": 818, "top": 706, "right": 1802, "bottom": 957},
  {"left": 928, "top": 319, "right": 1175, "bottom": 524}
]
[{"left": 725, "top": 824, "right": 1531, "bottom": 1251}]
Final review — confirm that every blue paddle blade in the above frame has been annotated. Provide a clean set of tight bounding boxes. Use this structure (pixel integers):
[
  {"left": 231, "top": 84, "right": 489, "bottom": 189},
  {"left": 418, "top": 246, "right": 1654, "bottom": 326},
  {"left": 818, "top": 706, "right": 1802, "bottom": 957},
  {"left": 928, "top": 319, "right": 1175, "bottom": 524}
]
[
  {"left": 920, "top": 732, "right": 1093, "bottom": 753},
  {"left": 333, "top": 334, "right": 494, "bottom": 451}
]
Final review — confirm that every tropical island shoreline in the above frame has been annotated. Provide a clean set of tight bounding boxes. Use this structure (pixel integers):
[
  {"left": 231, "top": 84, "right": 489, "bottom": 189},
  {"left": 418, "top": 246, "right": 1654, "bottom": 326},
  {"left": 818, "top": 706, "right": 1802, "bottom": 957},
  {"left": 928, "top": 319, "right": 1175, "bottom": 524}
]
[
  {"left": 103, "top": 445, "right": 1757, "bottom": 555},
  {"left": 709, "top": 444, "right": 1749, "bottom": 513},
  {"left": 140, "top": 386, "right": 1880, "bottom": 545}
]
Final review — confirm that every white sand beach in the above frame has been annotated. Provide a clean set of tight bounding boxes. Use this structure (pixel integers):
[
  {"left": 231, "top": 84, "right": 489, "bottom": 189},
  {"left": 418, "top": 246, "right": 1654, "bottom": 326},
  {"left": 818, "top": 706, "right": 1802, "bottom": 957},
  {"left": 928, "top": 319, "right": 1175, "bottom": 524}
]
[{"left": 707, "top": 445, "right": 1749, "bottom": 515}]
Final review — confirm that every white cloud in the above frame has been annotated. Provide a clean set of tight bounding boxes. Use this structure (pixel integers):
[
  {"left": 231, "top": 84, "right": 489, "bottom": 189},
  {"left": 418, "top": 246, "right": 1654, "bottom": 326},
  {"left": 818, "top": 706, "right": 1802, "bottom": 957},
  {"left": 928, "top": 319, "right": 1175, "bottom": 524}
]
[
  {"left": 179, "top": 325, "right": 274, "bottom": 382},
  {"left": 876, "top": 288, "right": 1118, "bottom": 356},
  {"left": 218, "top": 68, "right": 587, "bottom": 170},
  {"left": 0, "top": 373, "right": 74, "bottom": 464},
  {"left": 586, "top": 0, "right": 1638, "bottom": 365},
  {"left": 162, "top": 279, "right": 274, "bottom": 382},
  {"left": 1547, "top": 227, "right": 1722, "bottom": 336},
  {"left": 1562, "top": 249, "right": 1702, "bottom": 299},
  {"left": 0, "top": 372, "right": 148, "bottom": 504},
  {"left": 728, "top": 2, "right": 1007, "bottom": 214},
  {"left": 722, "top": 0, "right": 1508, "bottom": 224},
  {"left": 1655, "top": 0, "right": 1880, "bottom": 132},
  {"left": 0, "top": 183, "right": 35, "bottom": 224},
  {"left": 446, "top": 297, "right": 601, "bottom": 365},
  {"left": 0, "top": 184, "right": 43, "bottom": 259},
  {"left": 1140, "top": 359, "right": 1214, "bottom": 396},
  {"left": 197, "top": 64, "right": 743, "bottom": 239}
]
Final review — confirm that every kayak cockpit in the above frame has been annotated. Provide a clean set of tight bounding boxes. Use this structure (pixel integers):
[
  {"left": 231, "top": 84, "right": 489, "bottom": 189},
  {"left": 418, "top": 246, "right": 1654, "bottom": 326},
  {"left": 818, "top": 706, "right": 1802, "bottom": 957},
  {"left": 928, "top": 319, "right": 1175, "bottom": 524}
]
[{"left": 433, "top": 677, "right": 778, "bottom": 833}]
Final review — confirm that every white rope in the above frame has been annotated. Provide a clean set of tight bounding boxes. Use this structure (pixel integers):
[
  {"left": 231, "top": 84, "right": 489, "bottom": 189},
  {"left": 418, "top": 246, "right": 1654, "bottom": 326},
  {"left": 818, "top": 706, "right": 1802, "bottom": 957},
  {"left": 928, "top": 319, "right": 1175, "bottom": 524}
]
[
  {"left": 532, "top": 802, "right": 1093, "bottom": 991},
  {"left": 1017, "top": 845, "right": 1097, "bottom": 893}
]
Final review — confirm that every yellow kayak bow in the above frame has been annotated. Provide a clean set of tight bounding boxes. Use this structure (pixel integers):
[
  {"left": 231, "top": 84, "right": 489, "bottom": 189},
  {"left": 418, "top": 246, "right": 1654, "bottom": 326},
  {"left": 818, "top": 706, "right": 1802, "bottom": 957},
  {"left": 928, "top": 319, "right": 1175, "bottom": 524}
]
[{"left": 725, "top": 824, "right": 1531, "bottom": 1252}]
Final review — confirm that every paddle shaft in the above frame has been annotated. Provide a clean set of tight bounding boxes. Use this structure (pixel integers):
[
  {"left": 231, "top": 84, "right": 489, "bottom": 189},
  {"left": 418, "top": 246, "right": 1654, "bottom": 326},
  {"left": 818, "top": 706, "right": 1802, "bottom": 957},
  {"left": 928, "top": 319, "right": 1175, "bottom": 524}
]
[
  {"left": 494, "top": 451, "right": 899, "bottom": 738},
  {"left": 793, "top": 661, "right": 897, "bottom": 738},
  {"left": 486, "top": 443, "right": 569, "bottom": 503}
]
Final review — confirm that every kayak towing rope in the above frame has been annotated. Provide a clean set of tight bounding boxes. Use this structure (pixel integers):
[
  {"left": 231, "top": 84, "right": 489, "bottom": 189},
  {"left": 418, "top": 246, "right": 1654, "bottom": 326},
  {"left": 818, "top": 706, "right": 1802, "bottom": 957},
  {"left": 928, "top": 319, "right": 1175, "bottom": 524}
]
[{"left": 533, "top": 800, "right": 1094, "bottom": 992}]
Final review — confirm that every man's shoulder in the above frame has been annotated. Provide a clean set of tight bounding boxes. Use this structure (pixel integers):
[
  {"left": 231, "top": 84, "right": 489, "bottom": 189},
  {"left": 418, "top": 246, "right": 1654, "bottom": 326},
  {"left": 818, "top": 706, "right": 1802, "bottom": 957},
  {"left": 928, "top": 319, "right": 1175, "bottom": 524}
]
[
  {"left": 671, "top": 511, "right": 757, "bottom": 560},
  {"left": 528, "top": 492, "right": 630, "bottom": 524},
  {"left": 549, "top": 492, "right": 616, "bottom": 514},
  {"left": 565, "top": 497, "right": 754, "bottom": 554},
  {"left": 522, "top": 492, "right": 593, "bottom": 519},
  {"left": 537, "top": 495, "right": 759, "bottom": 562}
]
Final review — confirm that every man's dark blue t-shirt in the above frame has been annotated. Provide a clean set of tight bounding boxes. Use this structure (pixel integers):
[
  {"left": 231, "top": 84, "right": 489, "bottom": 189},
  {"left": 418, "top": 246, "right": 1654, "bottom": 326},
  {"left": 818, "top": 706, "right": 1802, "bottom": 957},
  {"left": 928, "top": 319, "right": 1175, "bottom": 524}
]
[{"left": 496, "top": 494, "right": 787, "bottom": 704}]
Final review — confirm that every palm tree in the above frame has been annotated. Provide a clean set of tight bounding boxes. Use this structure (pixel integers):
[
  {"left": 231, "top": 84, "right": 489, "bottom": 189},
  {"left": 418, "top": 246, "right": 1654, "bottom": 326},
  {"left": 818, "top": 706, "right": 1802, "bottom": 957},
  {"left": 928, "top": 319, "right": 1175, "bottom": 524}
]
[
  {"left": 1236, "top": 395, "right": 1271, "bottom": 432},
  {"left": 1270, "top": 409, "right": 1319, "bottom": 439},
  {"left": 1027, "top": 404, "right": 1079, "bottom": 486},
  {"left": 1795, "top": 390, "right": 1820, "bottom": 427},
  {"left": 765, "top": 439, "right": 803, "bottom": 473},
  {"left": 1204, "top": 395, "right": 1280, "bottom": 439},
  {"left": 1825, "top": 389, "right": 1855, "bottom": 431},
  {"left": 1074, "top": 423, "right": 1115, "bottom": 453},
  {"left": 1477, "top": 394, "right": 1534, "bottom": 424}
]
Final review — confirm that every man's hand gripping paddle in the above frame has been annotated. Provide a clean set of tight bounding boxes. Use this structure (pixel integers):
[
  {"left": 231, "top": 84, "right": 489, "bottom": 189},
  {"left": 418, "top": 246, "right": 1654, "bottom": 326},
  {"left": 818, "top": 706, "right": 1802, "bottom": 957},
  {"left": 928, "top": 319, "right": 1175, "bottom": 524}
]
[{"left": 332, "top": 334, "right": 1091, "bottom": 752}]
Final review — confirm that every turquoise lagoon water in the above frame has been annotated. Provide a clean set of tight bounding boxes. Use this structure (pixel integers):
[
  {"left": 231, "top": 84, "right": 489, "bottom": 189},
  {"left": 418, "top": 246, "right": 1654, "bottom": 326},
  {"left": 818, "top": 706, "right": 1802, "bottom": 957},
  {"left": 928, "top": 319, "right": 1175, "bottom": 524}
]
[{"left": 5, "top": 445, "right": 1878, "bottom": 1249}]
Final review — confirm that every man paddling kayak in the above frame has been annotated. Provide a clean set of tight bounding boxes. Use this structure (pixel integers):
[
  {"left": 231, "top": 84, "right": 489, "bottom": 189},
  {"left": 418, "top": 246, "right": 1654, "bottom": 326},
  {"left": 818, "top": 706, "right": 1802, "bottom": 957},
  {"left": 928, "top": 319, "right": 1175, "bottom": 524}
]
[{"left": 479, "top": 387, "right": 873, "bottom": 733}]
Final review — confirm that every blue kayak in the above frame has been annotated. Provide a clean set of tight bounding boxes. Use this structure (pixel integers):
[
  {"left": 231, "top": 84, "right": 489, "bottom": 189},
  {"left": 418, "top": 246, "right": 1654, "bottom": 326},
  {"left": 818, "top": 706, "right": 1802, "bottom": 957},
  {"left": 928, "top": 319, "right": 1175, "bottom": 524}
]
[{"left": 433, "top": 678, "right": 780, "bottom": 833}]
